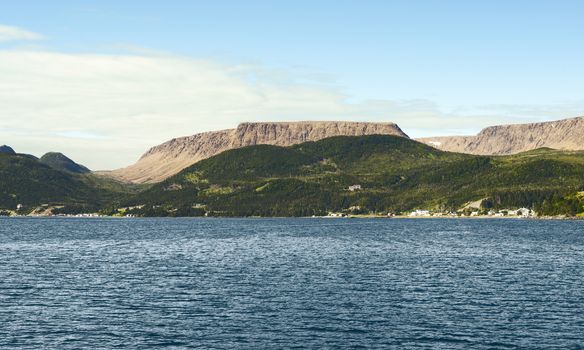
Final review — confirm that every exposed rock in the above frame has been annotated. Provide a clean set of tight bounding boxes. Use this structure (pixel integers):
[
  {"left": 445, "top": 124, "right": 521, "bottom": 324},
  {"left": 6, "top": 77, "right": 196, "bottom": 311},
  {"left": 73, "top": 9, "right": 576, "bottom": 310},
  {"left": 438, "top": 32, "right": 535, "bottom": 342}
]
[
  {"left": 107, "top": 121, "right": 408, "bottom": 183},
  {"left": 417, "top": 117, "right": 584, "bottom": 155}
]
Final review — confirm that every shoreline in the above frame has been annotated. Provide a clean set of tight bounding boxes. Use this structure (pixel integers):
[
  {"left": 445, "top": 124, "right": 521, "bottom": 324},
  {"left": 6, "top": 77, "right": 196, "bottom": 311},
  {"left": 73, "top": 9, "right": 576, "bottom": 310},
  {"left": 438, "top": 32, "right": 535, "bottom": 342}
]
[{"left": 1, "top": 214, "right": 583, "bottom": 221}]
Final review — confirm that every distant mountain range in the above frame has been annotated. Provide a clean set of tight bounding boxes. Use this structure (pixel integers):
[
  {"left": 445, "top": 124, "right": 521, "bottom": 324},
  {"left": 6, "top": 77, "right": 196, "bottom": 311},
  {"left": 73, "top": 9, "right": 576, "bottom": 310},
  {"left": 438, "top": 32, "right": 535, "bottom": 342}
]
[
  {"left": 0, "top": 147, "right": 139, "bottom": 213},
  {"left": 3, "top": 116, "right": 584, "bottom": 217},
  {"left": 103, "top": 117, "right": 584, "bottom": 184},
  {"left": 1, "top": 146, "right": 91, "bottom": 173},
  {"left": 104, "top": 121, "right": 408, "bottom": 183},
  {"left": 417, "top": 117, "right": 584, "bottom": 155},
  {"left": 118, "top": 134, "right": 584, "bottom": 217}
]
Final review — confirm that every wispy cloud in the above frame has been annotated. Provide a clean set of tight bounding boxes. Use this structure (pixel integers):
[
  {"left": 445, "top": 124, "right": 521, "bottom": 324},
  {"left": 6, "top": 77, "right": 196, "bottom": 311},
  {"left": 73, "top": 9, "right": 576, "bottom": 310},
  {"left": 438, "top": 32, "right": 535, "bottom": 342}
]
[
  {"left": 0, "top": 24, "right": 44, "bottom": 42},
  {"left": 0, "top": 47, "right": 581, "bottom": 170}
]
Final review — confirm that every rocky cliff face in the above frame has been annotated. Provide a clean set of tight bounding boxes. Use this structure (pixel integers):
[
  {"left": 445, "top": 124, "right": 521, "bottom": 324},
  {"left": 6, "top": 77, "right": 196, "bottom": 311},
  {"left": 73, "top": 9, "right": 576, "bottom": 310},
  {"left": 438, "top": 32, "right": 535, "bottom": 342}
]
[
  {"left": 108, "top": 121, "right": 408, "bottom": 183},
  {"left": 417, "top": 117, "right": 584, "bottom": 155}
]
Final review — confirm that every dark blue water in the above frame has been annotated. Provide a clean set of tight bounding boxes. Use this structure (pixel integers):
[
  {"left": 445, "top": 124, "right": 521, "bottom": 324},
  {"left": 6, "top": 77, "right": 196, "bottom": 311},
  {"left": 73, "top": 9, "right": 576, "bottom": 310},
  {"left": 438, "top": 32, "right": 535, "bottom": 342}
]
[{"left": 1, "top": 218, "right": 583, "bottom": 349}]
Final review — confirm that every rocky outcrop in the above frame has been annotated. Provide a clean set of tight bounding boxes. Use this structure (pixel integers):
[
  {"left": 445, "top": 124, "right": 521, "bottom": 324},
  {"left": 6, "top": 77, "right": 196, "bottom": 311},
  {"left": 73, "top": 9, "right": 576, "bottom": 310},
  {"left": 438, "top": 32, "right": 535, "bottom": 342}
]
[
  {"left": 107, "top": 121, "right": 408, "bottom": 183},
  {"left": 417, "top": 117, "right": 584, "bottom": 155}
]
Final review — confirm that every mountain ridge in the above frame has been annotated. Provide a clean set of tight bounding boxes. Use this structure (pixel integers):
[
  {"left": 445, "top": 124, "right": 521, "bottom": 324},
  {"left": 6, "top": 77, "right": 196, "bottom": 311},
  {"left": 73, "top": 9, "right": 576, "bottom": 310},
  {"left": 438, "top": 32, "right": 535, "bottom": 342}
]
[
  {"left": 0, "top": 150, "right": 143, "bottom": 214},
  {"left": 417, "top": 116, "right": 584, "bottom": 155},
  {"left": 105, "top": 116, "right": 584, "bottom": 184},
  {"left": 106, "top": 121, "right": 408, "bottom": 183},
  {"left": 116, "top": 134, "right": 584, "bottom": 217}
]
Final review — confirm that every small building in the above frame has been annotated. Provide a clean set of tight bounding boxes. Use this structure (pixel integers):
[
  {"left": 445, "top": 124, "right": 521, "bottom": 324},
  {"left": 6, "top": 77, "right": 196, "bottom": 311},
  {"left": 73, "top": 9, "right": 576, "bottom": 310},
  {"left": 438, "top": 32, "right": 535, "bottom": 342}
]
[
  {"left": 409, "top": 209, "right": 430, "bottom": 217},
  {"left": 348, "top": 184, "right": 362, "bottom": 191},
  {"left": 16, "top": 204, "right": 23, "bottom": 210}
]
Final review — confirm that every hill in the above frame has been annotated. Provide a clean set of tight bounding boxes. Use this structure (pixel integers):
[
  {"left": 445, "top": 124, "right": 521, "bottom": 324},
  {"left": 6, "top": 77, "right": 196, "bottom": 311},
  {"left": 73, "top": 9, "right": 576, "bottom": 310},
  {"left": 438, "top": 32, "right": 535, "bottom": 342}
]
[
  {"left": 117, "top": 135, "right": 584, "bottom": 217},
  {"left": 418, "top": 116, "right": 584, "bottom": 155},
  {"left": 0, "top": 152, "right": 139, "bottom": 214},
  {"left": 104, "top": 121, "right": 408, "bottom": 183},
  {"left": 40, "top": 152, "right": 90, "bottom": 173},
  {"left": 0, "top": 145, "right": 15, "bottom": 155}
]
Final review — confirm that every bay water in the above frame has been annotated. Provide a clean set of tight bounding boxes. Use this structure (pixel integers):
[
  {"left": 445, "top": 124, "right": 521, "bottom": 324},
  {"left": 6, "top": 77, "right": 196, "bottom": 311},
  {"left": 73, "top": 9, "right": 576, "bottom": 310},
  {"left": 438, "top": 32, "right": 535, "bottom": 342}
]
[{"left": 1, "top": 217, "right": 583, "bottom": 349}]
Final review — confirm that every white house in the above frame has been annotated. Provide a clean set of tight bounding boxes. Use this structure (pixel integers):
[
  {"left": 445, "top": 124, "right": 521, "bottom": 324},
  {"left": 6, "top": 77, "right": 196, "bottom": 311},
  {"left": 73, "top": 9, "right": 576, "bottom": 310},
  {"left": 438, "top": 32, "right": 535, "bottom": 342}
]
[
  {"left": 409, "top": 210, "right": 430, "bottom": 217},
  {"left": 348, "top": 184, "right": 362, "bottom": 191}
]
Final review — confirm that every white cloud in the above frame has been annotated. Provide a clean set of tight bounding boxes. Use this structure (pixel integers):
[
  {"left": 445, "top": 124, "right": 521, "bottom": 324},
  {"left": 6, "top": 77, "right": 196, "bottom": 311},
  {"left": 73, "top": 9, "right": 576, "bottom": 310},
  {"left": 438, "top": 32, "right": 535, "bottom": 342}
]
[
  {"left": 0, "top": 50, "right": 359, "bottom": 169},
  {"left": 0, "top": 48, "right": 581, "bottom": 170},
  {"left": 0, "top": 25, "right": 44, "bottom": 42}
]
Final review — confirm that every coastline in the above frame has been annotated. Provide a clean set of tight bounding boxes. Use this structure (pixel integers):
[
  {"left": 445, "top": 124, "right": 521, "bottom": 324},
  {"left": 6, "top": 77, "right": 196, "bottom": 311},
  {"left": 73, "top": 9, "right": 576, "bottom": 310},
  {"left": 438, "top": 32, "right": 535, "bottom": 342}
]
[{"left": 2, "top": 214, "right": 583, "bottom": 221}]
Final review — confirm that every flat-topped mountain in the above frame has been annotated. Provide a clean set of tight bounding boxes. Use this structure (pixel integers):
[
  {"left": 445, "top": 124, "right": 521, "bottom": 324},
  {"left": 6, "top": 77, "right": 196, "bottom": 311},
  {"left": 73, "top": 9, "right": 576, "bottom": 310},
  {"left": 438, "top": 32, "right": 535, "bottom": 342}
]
[
  {"left": 40, "top": 152, "right": 90, "bottom": 174},
  {"left": 117, "top": 134, "right": 584, "bottom": 217},
  {"left": 107, "top": 121, "right": 408, "bottom": 183},
  {"left": 418, "top": 117, "right": 584, "bottom": 155}
]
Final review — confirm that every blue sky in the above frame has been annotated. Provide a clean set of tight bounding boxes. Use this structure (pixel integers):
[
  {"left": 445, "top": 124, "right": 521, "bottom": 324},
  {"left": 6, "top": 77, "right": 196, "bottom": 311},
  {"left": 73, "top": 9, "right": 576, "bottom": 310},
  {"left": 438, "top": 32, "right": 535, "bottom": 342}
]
[{"left": 1, "top": 1, "right": 583, "bottom": 169}]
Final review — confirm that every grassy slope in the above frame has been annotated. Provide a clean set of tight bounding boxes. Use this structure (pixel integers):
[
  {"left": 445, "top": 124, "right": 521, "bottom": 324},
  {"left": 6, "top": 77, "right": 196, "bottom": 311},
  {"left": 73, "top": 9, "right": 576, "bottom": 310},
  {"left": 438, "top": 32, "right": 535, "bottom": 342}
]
[{"left": 122, "top": 135, "right": 584, "bottom": 216}]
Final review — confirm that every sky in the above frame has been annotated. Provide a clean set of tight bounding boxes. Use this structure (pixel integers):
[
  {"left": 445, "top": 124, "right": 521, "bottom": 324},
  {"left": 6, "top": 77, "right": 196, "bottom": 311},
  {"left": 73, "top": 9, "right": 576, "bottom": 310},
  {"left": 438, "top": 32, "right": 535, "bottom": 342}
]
[{"left": 1, "top": 0, "right": 583, "bottom": 169}]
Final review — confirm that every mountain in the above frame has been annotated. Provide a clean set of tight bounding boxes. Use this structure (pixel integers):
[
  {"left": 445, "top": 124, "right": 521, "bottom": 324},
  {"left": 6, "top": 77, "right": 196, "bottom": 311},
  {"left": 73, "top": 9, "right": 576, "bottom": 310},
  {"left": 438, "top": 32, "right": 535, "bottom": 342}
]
[
  {"left": 40, "top": 152, "right": 90, "bottom": 174},
  {"left": 0, "top": 152, "right": 139, "bottom": 213},
  {"left": 0, "top": 152, "right": 98, "bottom": 210},
  {"left": 117, "top": 135, "right": 584, "bottom": 217},
  {"left": 0, "top": 145, "right": 15, "bottom": 154},
  {"left": 106, "top": 121, "right": 408, "bottom": 183},
  {"left": 417, "top": 116, "right": 584, "bottom": 155}
]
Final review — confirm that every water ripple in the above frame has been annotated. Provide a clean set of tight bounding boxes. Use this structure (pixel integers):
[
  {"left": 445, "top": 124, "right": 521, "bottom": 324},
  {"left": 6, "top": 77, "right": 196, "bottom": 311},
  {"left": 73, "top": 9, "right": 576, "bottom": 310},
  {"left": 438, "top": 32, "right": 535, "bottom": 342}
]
[{"left": 0, "top": 217, "right": 583, "bottom": 349}]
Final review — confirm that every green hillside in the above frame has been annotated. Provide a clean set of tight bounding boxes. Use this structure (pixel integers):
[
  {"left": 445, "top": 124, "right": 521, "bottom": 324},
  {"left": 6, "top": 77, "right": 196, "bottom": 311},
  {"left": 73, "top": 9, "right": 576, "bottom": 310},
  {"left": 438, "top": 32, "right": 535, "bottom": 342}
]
[
  {"left": 0, "top": 152, "right": 139, "bottom": 214},
  {"left": 40, "top": 152, "right": 90, "bottom": 173},
  {"left": 117, "top": 135, "right": 584, "bottom": 217}
]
